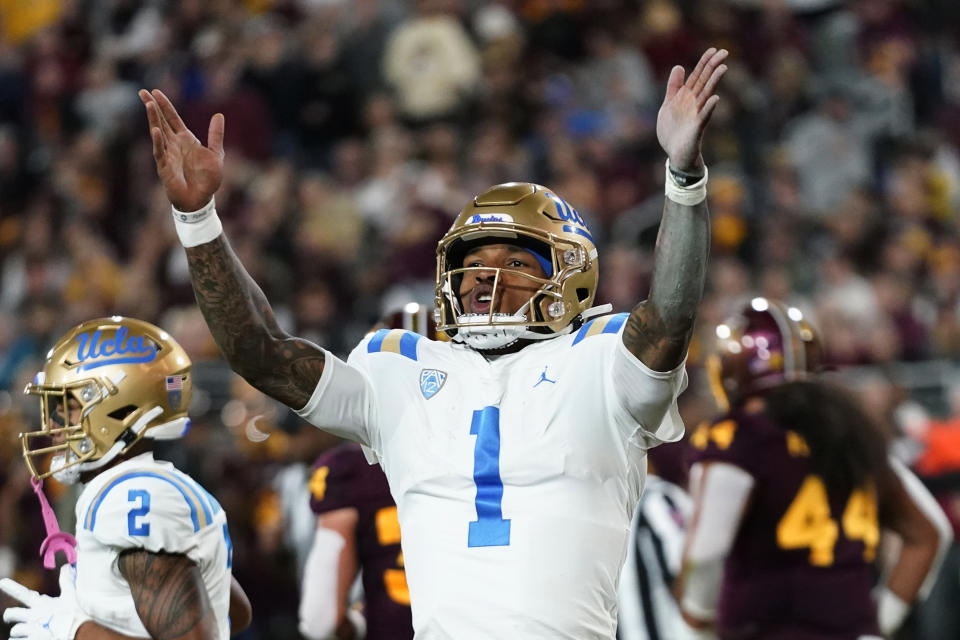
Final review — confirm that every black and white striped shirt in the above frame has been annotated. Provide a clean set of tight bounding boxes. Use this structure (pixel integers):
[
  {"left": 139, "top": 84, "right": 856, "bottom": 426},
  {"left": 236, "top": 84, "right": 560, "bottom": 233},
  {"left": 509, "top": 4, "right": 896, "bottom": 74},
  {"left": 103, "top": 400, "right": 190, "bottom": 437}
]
[{"left": 618, "top": 475, "right": 694, "bottom": 640}]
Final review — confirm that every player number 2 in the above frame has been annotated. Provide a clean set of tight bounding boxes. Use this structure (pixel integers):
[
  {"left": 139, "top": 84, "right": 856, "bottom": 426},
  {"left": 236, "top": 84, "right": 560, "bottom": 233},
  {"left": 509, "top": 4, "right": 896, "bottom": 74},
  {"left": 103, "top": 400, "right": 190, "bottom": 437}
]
[
  {"left": 468, "top": 407, "right": 511, "bottom": 547},
  {"left": 776, "top": 475, "right": 879, "bottom": 566},
  {"left": 127, "top": 489, "right": 151, "bottom": 536}
]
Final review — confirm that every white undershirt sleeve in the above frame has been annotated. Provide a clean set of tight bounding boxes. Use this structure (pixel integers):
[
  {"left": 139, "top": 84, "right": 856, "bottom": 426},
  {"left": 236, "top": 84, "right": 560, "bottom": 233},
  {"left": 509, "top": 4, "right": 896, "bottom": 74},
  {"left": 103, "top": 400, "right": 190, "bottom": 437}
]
[
  {"left": 610, "top": 338, "right": 688, "bottom": 445},
  {"left": 682, "top": 462, "right": 755, "bottom": 621},
  {"left": 298, "top": 526, "right": 348, "bottom": 640},
  {"left": 296, "top": 349, "right": 381, "bottom": 452}
]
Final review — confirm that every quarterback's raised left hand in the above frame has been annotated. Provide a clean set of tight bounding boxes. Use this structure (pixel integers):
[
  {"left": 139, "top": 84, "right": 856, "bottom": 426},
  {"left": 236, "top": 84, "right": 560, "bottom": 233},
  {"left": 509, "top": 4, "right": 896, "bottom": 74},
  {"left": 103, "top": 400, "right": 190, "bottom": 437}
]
[
  {"left": 0, "top": 566, "right": 90, "bottom": 640},
  {"left": 656, "top": 47, "right": 728, "bottom": 172}
]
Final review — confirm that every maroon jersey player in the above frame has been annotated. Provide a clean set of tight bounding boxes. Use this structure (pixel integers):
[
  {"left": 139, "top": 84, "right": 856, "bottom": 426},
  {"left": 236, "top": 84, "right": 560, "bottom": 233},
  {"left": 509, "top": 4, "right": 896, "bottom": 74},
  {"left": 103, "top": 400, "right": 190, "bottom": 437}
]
[
  {"left": 677, "top": 298, "right": 952, "bottom": 640},
  {"left": 300, "top": 443, "right": 413, "bottom": 640},
  {"left": 298, "top": 304, "right": 438, "bottom": 640}
]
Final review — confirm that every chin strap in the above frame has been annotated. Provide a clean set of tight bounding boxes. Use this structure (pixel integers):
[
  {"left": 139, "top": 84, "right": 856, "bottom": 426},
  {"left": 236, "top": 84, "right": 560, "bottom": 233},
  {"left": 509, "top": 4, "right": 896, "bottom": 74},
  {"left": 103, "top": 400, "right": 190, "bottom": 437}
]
[
  {"left": 76, "top": 405, "right": 165, "bottom": 476},
  {"left": 147, "top": 417, "right": 191, "bottom": 440},
  {"left": 453, "top": 303, "right": 615, "bottom": 349},
  {"left": 580, "top": 303, "right": 613, "bottom": 321},
  {"left": 29, "top": 477, "right": 77, "bottom": 569}
]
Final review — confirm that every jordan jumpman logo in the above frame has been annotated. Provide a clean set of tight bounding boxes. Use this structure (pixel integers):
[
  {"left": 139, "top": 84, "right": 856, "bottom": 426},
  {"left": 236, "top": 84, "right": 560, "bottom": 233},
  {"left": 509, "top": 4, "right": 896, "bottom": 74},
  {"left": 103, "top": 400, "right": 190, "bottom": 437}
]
[{"left": 533, "top": 366, "right": 557, "bottom": 388}]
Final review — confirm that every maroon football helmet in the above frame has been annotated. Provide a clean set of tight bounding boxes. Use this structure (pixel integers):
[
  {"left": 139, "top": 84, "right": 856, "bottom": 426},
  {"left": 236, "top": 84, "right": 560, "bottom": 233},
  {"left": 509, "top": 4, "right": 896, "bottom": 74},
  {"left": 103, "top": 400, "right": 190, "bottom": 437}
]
[
  {"left": 378, "top": 302, "right": 447, "bottom": 341},
  {"left": 707, "top": 298, "right": 822, "bottom": 410}
]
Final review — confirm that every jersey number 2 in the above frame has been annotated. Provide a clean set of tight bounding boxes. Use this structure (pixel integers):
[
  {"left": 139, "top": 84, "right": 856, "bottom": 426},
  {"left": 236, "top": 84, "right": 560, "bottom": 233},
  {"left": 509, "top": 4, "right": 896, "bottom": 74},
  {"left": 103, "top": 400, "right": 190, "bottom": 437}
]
[
  {"left": 468, "top": 407, "right": 511, "bottom": 547},
  {"left": 127, "top": 490, "right": 151, "bottom": 536}
]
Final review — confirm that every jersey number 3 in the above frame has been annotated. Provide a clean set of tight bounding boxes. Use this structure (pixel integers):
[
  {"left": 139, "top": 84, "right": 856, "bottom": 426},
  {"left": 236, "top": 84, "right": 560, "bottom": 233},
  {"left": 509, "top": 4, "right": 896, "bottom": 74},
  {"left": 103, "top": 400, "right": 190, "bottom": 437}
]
[
  {"left": 776, "top": 475, "right": 879, "bottom": 566},
  {"left": 468, "top": 407, "right": 511, "bottom": 547}
]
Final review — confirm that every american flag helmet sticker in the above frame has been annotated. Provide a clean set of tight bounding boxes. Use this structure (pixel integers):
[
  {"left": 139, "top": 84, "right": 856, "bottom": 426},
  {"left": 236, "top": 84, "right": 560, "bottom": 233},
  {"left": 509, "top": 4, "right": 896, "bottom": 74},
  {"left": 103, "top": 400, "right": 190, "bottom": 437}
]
[{"left": 166, "top": 375, "right": 185, "bottom": 409}]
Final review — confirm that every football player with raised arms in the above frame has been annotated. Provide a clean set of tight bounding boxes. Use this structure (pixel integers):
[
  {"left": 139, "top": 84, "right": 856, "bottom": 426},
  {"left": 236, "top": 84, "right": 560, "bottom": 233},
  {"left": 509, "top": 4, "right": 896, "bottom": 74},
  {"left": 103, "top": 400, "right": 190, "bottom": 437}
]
[
  {"left": 140, "top": 47, "right": 728, "bottom": 638},
  {"left": 678, "top": 299, "right": 953, "bottom": 639},
  {"left": 0, "top": 317, "right": 251, "bottom": 640}
]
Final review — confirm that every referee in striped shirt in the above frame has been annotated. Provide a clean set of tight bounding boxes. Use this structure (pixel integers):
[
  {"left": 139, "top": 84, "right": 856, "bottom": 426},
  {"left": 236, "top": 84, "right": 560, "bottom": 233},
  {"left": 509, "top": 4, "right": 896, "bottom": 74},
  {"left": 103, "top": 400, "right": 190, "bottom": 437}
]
[{"left": 618, "top": 451, "right": 702, "bottom": 640}]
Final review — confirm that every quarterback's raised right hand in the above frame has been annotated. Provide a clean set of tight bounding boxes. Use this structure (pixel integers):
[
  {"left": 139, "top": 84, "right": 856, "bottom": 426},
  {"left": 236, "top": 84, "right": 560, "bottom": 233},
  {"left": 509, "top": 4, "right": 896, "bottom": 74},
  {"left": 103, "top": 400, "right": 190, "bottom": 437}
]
[{"left": 139, "top": 89, "right": 224, "bottom": 212}]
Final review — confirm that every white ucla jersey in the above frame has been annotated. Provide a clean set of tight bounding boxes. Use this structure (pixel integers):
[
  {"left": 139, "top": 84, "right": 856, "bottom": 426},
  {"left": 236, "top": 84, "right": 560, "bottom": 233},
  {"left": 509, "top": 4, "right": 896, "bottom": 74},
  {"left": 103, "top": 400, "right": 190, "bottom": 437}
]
[
  {"left": 73, "top": 453, "right": 233, "bottom": 639},
  {"left": 297, "top": 313, "right": 687, "bottom": 639}
]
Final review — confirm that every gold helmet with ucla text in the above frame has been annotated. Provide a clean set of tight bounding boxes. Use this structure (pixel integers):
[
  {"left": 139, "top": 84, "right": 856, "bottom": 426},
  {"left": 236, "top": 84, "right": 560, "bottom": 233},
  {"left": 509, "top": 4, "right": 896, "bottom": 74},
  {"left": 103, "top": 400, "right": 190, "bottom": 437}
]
[
  {"left": 435, "top": 182, "right": 602, "bottom": 349},
  {"left": 22, "top": 317, "right": 192, "bottom": 483}
]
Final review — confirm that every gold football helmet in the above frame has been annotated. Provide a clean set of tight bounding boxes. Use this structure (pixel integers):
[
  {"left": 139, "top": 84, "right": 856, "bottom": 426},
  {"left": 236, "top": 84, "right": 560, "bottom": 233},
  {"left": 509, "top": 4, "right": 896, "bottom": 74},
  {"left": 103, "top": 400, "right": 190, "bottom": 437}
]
[
  {"left": 435, "top": 182, "right": 601, "bottom": 348},
  {"left": 22, "top": 317, "right": 192, "bottom": 482}
]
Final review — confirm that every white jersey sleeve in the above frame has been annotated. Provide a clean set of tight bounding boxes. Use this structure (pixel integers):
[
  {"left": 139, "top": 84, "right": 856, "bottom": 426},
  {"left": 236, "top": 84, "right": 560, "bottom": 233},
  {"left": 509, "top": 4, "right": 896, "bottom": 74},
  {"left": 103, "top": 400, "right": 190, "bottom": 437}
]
[
  {"left": 296, "top": 345, "right": 381, "bottom": 452},
  {"left": 571, "top": 312, "right": 687, "bottom": 447},
  {"left": 83, "top": 471, "right": 207, "bottom": 556},
  {"left": 610, "top": 337, "right": 687, "bottom": 445}
]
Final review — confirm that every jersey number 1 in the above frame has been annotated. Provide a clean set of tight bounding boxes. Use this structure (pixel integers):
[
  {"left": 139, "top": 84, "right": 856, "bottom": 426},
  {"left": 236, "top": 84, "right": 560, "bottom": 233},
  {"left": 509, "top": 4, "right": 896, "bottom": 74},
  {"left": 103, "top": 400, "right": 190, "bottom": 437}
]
[{"left": 468, "top": 407, "right": 511, "bottom": 547}]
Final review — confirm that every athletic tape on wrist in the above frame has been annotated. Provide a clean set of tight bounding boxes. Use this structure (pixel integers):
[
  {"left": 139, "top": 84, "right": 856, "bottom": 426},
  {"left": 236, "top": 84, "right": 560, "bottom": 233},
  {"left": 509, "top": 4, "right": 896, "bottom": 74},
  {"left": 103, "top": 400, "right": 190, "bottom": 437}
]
[
  {"left": 172, "top": 198, "right": 223, "bottom": 248},
  {"left": 876, "top": 587, "right": 909, "bottom": 636},
  {"left": 665, "top": 159, "right": 708, "bottom": 206}
]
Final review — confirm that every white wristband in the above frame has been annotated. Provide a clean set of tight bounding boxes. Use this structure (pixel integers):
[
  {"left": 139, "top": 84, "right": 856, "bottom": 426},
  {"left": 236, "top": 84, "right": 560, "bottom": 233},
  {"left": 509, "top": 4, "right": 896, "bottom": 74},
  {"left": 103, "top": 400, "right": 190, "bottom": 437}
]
[
  {"left": 172, "top": 198, "right": 223, "bottom": 247},
  {"left": 876, "top": 586, "right": 909, "bottom": 636},
  {"left": 665, "top": 160, "right": 708, "bottom": 206}
]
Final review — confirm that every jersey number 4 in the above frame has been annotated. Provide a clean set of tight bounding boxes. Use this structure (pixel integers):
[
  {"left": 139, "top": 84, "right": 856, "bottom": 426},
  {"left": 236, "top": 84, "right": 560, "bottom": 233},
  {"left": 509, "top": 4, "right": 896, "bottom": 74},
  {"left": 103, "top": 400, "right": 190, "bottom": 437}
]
[
  {"left": 375, "top": 506, "right": 411, "bottom": 605},
  {"left": 776, "top": 475, "right": 879, "bottom": 566},
  {"left": 468, "top": 407, "right": 511, "bottom": 547}
]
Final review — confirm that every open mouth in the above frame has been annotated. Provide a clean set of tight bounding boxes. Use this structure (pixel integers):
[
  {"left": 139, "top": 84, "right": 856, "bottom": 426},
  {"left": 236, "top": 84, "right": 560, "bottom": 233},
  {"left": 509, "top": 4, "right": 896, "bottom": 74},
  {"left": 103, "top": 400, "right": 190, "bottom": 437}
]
[{"left": 469, "top": 284, "right": 496, "bottom": 315}]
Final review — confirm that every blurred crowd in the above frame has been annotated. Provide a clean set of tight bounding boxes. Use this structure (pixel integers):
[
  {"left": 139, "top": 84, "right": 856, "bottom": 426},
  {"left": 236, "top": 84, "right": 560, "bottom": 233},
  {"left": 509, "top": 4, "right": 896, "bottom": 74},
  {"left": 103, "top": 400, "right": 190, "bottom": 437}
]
[{"left": 2, "top": 0, "right": 960, "bottom": 638}]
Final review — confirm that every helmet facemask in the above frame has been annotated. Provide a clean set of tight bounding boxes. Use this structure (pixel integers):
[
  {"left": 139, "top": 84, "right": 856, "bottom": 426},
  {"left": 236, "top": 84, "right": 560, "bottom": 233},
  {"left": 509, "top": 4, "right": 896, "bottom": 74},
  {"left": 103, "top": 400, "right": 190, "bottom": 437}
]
[{"left": 23, "top": 377, "right": 107, "bottom": 483}]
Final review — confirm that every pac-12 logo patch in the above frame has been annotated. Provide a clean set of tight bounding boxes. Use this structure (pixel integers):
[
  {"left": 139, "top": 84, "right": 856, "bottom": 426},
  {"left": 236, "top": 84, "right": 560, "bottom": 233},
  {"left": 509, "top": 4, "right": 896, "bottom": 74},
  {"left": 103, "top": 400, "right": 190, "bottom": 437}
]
[{"left": 420, "top": 369, "right": 447, "bottom": 399}]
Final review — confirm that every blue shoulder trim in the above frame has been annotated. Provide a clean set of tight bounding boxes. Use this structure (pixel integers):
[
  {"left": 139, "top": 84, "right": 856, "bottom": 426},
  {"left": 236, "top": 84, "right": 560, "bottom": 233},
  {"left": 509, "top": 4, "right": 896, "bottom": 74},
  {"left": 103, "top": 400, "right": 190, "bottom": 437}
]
[
  {"left": 366, "top": 329, "right": 422, "bottom": 361},
  {"left": 83, "top": 471, "right": 213, "bottom": 532},
  {"left": 571, "top": 312, "right": 629, "bottom": 346}
]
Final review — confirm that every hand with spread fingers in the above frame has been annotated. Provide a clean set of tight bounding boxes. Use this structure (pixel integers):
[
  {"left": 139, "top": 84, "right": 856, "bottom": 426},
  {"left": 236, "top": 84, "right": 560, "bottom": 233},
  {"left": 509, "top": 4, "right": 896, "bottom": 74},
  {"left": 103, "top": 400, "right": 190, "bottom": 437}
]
[
  {"left": 656, "top": 48, "right": 728, "bottom": 172},
  {"left": 0, "top": 565, "right": 91, "bottom": 640},
  {"left": 138, "top": 89, "right": 224, "bottom": 213}
]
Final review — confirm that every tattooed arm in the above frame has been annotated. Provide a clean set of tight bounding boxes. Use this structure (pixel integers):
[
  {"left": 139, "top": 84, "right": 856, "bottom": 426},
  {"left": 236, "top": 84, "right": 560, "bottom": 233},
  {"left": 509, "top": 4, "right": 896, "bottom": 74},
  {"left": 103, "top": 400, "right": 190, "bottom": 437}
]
[
  {"left": 114, "top": 549, "right": 215, "bottom": 640},
  {"left": 622, "top": 48, "right": 727, "bottom": 372},
  {"left": 72, "top": 561, "right": 250, "bottom": 640},
  {"left": 184, "top": 236, "right": 325, "bottom": 408},
  {"left": 139, "top": 89, "right": 324, "bottom": 409}
]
